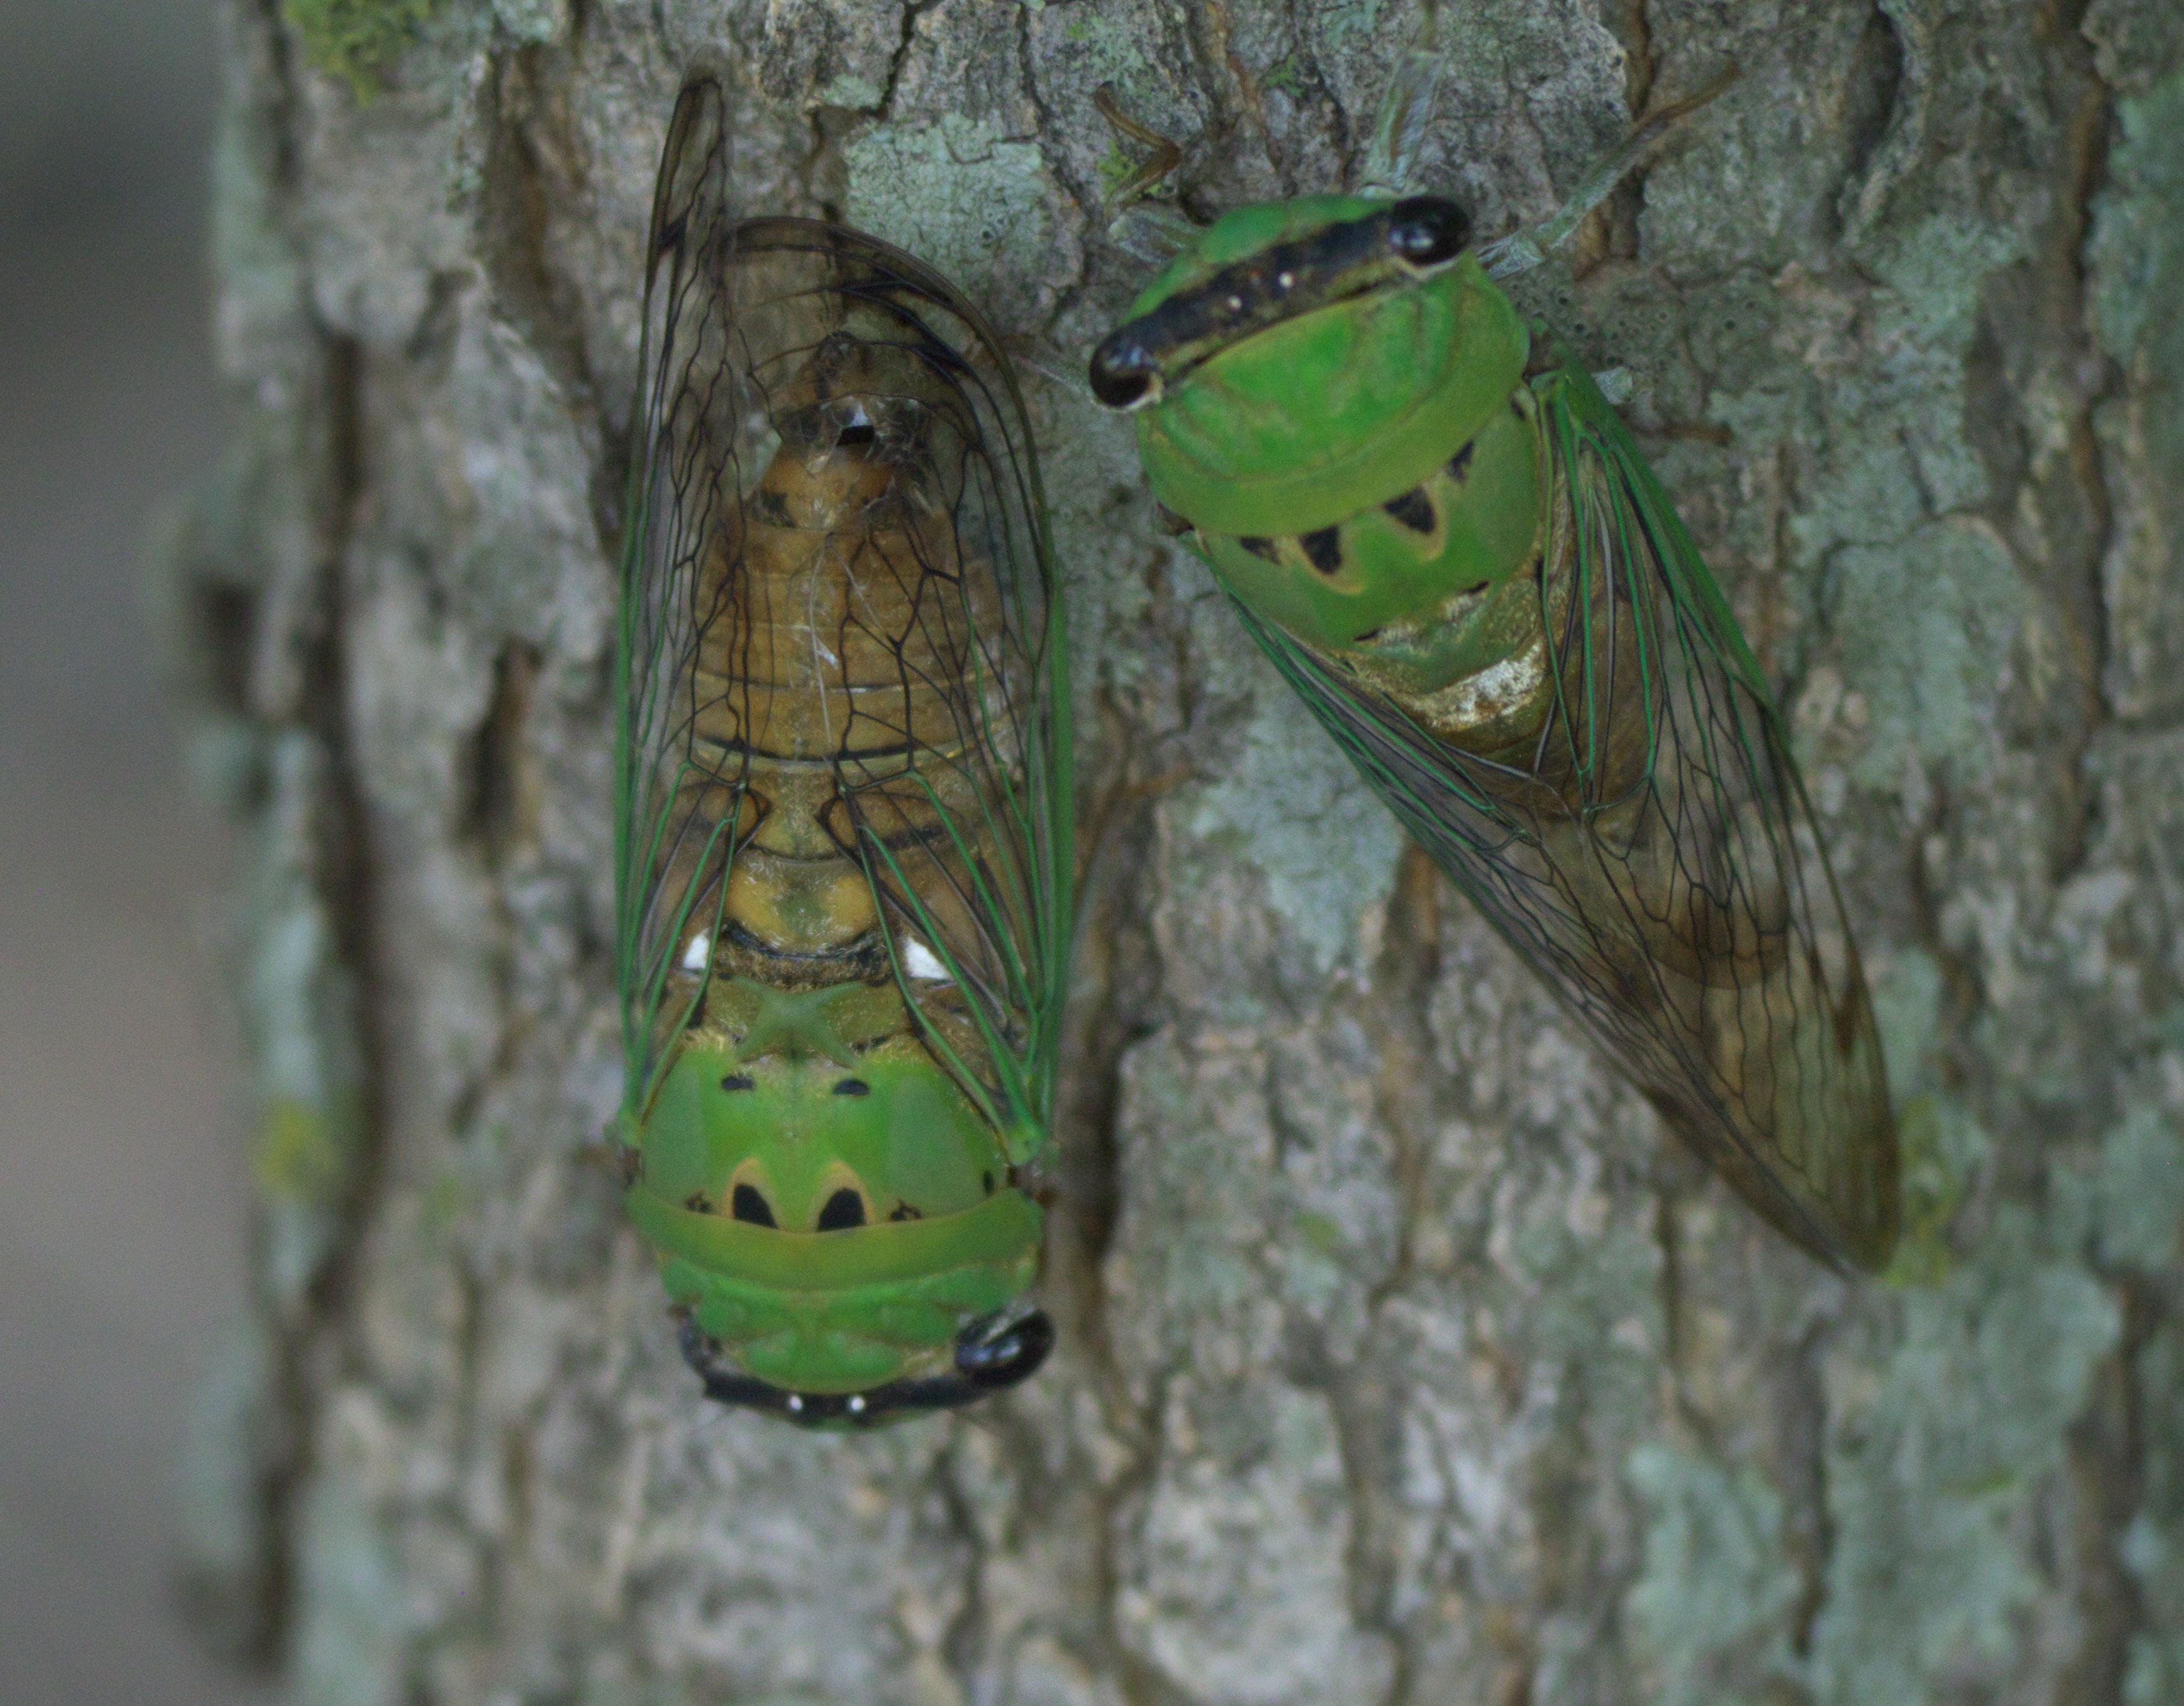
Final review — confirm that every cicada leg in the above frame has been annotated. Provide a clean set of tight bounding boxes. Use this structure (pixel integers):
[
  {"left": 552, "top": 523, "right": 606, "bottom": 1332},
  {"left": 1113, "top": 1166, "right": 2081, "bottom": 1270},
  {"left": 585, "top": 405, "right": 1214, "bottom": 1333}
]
[
  {"left": 1094, "top": 83, "right": 1181, "bottom": 205},
  {"left": 1093, "top": 84, "right": 1198, "bottom": 263},
  {"left": 1481, "top": 64, "right": 1741, "bottom": 280},
  {"left": 1109, "top": 203, "right": 1201, "bottom": 266},
  {"left": 1354, "top": 2, "right": 1446, "bottom": 198}
]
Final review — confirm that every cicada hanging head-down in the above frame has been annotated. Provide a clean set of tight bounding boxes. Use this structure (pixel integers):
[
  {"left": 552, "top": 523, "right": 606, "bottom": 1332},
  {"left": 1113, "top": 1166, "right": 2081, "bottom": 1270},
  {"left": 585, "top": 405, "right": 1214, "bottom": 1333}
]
[{"left": 612, "top": 76, "right": 1075, "bottom": 1426}]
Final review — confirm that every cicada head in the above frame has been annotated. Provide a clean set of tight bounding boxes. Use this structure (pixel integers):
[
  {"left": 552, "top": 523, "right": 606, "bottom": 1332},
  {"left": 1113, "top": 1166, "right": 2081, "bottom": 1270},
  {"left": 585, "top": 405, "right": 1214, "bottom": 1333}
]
[
  {"left": 622, "top": 1024, "right": 1049, "bottom": 1427},
  {"left": 1089, "top": 194, "right": 1528, "bottom": 539}
]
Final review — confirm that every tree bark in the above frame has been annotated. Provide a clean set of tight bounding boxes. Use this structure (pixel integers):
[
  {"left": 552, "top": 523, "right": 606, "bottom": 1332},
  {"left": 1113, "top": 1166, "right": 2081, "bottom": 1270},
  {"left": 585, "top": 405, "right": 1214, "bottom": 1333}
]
[{"left": 167, "top": 1, "right": 2184, "bottom": 1702}]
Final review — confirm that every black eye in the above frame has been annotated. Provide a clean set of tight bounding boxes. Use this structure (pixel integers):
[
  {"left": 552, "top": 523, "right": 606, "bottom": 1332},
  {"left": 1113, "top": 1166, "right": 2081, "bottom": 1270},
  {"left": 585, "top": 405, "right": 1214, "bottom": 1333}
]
[
  {"left": 721, "top": 1073, "right": 755, "bottom": 1092},
  {"left": 731, "top": 1183, "right": 776, "bottom": 1227},
  {"left": 1089, "top": 331, "right": 1159, "bottom": 409},
  {"left": 816, "top": 1188, "right": 867, "bottom": 1231},
  {"left": 954, "top": 1309, "right": 1055, "bottom": 1389},
  {"left": 1387, "top": 196, "right": 1470, "bottom": 267},
  {"left": 833, "top": 1078, "right": 870, "bottom": 1097}
]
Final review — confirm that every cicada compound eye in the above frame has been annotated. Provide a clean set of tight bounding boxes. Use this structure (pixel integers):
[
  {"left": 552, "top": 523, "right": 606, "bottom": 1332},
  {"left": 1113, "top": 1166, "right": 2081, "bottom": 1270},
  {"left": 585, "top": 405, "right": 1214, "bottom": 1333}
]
[
  {"left": 954, "top": 1308, "right": 1055, "bottom": 1389},
  {"left": 1387, "top": 196, "right": 1471, "bottom": 268},
  {"left": 1089, "top": 331, "right": 1161, "bottom": 411}
]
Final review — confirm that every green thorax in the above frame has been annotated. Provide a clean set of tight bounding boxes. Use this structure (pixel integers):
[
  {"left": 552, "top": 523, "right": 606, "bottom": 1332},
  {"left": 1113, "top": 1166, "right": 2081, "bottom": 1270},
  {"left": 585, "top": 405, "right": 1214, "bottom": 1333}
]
[
  {"left": 1122, "top": 196, "right": 1529, "bottom": 537},
  {"left": 1191, "top": 387, "right": 1544, "bottom": 687},
  {"left": 623, "top": 979, "right": 1042, "bottom": 1396}
]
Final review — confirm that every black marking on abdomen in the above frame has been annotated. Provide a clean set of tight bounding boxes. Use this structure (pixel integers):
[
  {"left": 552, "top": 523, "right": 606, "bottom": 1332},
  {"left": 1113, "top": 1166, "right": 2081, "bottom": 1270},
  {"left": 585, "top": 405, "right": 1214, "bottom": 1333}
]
[
  {"left": 1382, "top": 488, "right": 1436, "bottom": 532},
  {"left": 1300, "top": 527, "right": 1345, "bottom": 576},
  {"left": 1237, "top": 535, "right": 1280, "bottom": 561},
  {"left": 1446, "top": 441, "right": 1475, "bottom": 480}
]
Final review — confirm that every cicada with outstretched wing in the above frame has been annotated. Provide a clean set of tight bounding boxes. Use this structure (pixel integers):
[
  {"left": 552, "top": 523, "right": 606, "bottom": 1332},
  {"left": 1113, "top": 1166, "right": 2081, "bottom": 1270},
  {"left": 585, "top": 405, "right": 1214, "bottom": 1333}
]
[
  {"left": 614, "top": 76, "right": 1074, "bottom": 1426},
  {"left": 1090, "top": 134, "right": 1897, "bottom": 1267}
]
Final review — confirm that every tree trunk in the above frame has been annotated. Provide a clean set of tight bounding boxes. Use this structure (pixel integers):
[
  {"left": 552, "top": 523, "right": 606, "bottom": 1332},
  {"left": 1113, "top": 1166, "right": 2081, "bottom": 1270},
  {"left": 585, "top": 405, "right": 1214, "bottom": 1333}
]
[{"left": 168, "top": 1, "right": 2184, "bottom": 1702}]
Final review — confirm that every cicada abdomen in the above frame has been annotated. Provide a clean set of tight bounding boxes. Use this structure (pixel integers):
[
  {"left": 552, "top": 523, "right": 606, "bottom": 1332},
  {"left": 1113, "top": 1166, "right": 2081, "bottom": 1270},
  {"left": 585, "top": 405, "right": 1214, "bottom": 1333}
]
[
  {"left": 1095, "top": 183, "right": 1896, "bottom": 1269},
  {"left": 615, "top": 79, "right": 1073, "bottom": 1426}
]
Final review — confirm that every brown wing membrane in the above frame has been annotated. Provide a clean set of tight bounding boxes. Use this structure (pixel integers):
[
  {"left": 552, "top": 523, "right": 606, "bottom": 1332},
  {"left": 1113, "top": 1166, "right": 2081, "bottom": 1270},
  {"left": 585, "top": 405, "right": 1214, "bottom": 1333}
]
[
  {"left": 1230, "top": 364, "right": 1897, "bottom": 1269},
  {"left": 615, "top": 78, "right": 1069, "bottom": 1138}
]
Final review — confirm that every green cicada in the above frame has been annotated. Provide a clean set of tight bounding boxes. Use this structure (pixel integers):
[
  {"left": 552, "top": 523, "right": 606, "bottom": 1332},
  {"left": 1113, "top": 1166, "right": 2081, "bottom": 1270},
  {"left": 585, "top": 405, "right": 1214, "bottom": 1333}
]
[
  {"left": 614, "top": 76, "right": 1075, "bottom": 1425},
  {"left": 1089, "top": 64, "right": 1898, "bottom": 1270}
]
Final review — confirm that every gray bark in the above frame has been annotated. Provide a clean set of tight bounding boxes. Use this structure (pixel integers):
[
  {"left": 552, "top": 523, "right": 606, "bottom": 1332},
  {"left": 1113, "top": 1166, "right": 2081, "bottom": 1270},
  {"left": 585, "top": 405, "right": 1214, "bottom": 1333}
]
[{"left": 166, "top": 1, "right": 2184, "bottom": 1702}]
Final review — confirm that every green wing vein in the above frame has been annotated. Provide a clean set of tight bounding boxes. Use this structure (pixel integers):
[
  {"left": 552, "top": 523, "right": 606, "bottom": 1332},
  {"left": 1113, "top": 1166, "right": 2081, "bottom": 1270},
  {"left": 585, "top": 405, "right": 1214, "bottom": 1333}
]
[
  {"left": 1229, "top": 357, "right": 1895, "bottom": 1268},
  {"left": 612, "top": 79, "right": 1072, "bottom": 1157}
]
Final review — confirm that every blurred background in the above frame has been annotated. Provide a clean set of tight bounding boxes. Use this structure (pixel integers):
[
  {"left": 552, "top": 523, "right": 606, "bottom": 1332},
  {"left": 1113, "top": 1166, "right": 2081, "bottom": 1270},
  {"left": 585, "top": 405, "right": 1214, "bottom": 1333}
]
[{"left": 1, "top": 4, "right": 273, "bottom": 1702}]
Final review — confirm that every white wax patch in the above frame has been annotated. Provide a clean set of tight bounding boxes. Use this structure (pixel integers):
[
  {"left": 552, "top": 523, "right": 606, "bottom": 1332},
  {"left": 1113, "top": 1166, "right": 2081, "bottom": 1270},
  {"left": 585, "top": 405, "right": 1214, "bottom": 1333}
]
[
  {"left": 902, "top": 939, "right": 952, "bottom": 982},
  {"left": 680, "top": 933, "right": 711, "bottom": 972}
]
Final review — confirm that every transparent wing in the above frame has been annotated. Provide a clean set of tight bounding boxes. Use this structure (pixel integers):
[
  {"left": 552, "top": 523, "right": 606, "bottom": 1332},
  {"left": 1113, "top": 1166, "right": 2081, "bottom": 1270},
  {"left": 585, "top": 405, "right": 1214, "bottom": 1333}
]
[
  {"left": 1228, "top": 359, "right": 1897, "bottom": 1269},
  {"left": 615, "top": 76, "right": 753, "bottom": 1122},
  {"left": 614, "top": 79, "right": 1073, "bottom": 1143},
  {"left": 729, "top": 218, "right": 1074, "bottom": 1144}
]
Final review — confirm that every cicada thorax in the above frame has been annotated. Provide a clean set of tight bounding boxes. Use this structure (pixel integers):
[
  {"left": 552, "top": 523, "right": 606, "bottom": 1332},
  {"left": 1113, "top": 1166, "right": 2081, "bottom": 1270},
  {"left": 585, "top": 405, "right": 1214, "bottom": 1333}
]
[{"left": 1190, "top": 376, "right": 1654, "bottom": 806}]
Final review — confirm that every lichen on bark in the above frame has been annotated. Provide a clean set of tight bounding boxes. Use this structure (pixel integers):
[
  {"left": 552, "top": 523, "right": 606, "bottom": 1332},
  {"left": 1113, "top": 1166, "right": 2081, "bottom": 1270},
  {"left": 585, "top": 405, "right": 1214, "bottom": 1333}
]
[{"left": 169, "top": 1, "right": 2184, "bottom": 1702}]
